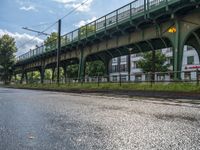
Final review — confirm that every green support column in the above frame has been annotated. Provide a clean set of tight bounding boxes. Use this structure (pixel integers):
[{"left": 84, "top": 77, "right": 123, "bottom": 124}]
[
  {"left": 25, "top": 72, "right": 28, "bottom": 84},
  {"left": 52, "top": 67, "right": 55, "bottom": 82},
  {"left": 104, "top": 58, "right": 110, "bottom": 82},
  {"left": 20, "top": 72, "right": 25, "bottom": 84},
  {"left": 78, "top": 49, "right": 86, "bottom": 82},
  {"left": 63, "top": 65, "right": 68, "bottom": 84},
  {"left": 40, "top": 67, "right": 45, "bottom": 84},
  {"left": 173, "top": 20, "right": 183, "bottom": 80},
  {"left": 192, "top": 32, "right": 200, "bottom": 63}
]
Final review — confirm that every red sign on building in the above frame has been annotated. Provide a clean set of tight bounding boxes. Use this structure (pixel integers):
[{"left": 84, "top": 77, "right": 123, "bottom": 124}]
[{"left": 185, "top": 65, "right": 200, "bottom": 70}]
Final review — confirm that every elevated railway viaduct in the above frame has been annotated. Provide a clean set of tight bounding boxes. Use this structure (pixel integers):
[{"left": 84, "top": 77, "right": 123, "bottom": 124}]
[{"left": 14, "top": 0, "right": 200, "bottom": 83}]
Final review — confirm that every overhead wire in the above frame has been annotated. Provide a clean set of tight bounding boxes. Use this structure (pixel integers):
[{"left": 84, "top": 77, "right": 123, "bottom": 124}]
[
  {"left": 18, "top": 21, "right": 58, "bottom": 50},
  {"left": 19, "top": 0, "right": 91, "bottom": 53},
  {"left": 60, "top": 0, "right": 91, "bottom": 20},
  {"left": 29, "top": 21, "right": 56, "bottom": 28}
]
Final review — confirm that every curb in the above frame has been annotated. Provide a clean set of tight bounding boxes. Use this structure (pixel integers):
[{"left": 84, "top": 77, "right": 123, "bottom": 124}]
[{"left": 5, "top": 86, "right": 200, "bottom": 100}]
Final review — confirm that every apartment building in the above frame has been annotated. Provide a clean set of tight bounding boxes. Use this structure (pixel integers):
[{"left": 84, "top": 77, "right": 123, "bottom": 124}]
[{"left": 109, "top": 46, "right": 200, "bottom": 82}]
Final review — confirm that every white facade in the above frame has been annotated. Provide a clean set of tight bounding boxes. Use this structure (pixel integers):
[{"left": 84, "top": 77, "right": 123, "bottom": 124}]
[{"left": 109, "top": 46, "right": 200, "bottom": 81}]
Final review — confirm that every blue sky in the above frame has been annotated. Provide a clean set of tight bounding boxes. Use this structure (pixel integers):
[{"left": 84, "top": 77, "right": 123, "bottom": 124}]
[{"left": 0, "top": 0, "right": 132, "bottom": 56}]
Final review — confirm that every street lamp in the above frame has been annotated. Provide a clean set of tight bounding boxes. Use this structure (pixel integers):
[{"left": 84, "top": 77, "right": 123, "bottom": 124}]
[{"left": 168, "top": 27, "right": 176, "bottom": 33}]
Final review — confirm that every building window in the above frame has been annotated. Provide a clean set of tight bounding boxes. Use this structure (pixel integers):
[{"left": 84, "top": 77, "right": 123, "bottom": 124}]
[
  {"left": 165, "top": 47, "right": 173, "bottom": 53},
  {"left": 120, "top": 56, "right": 127, "bottom": 62},
  {"left": 131, "top": 53, "right": 143, "bottom": 58},
  {"left": 132, "top": 54, "right": 136, "bottom": 58},
  {"left": 170, "top": 73, "right": 174, "bottom": 80},
  {"left": 166, "top": 57, "right": 173, "bottom": 65},
  {"left": 157, "top": 75, "right": 165, "bottom": 81},
  {"left": 120, "top": 75, "right": 127, "bottom": 82},
  {"left": 120, "top": 64, "right": 127, "bottom": 72},
  {"left": 187, "top": 46, "right": 193, "bottom": 51},
  {"left": 112, "top": 58, "right": 118, "bottom": 63},
  {"left": 112, "top": 76, "right": 118, "bottom": 82},
  {"left": 135, "top": 74, "right": 142, "bottom": 81},
  {"left": 112, "top": 65, "right": 118, "bottom": 73},
  {"left": 132, "top": 61, "right": 139, "bottom": 69},
  {"left": 184, "top": 72, "right": 191, "bottom": 80},
  {"left": 187, "top": 56, "right": 194, "bottom": 65}
]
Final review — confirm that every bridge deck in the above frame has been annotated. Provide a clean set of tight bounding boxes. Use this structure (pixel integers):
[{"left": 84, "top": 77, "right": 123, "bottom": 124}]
[{"left": 18, "top": 0, "right": 184, "bottom": 62}]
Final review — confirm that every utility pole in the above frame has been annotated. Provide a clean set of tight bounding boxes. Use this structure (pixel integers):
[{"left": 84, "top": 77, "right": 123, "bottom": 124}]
[
  {"left": 57, "top": 19, "right": 61, "bottom": 85},
  {"left": 22, "top": 20, "right": 62, "bottom": 85}
]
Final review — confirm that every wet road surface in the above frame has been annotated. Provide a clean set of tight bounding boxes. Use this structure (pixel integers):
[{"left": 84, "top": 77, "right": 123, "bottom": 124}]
[{"left": 0, "top": 87, "right": 200, "bottom": 150}]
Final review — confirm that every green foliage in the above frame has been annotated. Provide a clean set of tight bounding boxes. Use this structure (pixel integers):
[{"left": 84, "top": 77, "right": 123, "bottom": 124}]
[
  {"left": 10, "top": 83, "right": 200, "bottom": 93},
  {"left": 53, "top": 68, "right": 65, "bottom": 80},
  {"left": 85, "top": 60, "right": 105, "bottom": 76},
  {"left": 14, "top": 74, "right": 21, "bottom": 82},
  {"left": 44, "top": 32, "right": 58, "bottom": 52},
  {"left": 27, "top": 71, "right": 40, "bottom": 83},
  {"left": 44, "top": 69, "right": 52, "bottom": 80},
  {"left": 44, "top": 32, "right": 66, "bottom": 52},
  {"left": 137, "top": 51, "right": 169, "bottom": 73},
  {"left": 67, "top": 64, "right": 79, "bottom": 78},
  {"left": 66, "top": 60, "right": 105, "bottom": 78},
  {"left": 79, "top": 25, "right": 96, "bottom": 38},
  {"left": 0, "top": 34, "right": 17, "bottom": 84}
]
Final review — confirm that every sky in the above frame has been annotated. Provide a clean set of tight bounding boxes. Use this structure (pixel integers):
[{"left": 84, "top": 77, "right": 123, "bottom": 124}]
[{"left": 0, "top": 0, "right": 133, "bottom": 56}]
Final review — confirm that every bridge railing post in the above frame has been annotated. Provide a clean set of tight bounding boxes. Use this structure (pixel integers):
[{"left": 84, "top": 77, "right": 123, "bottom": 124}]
[
  {"left": 104, "top": 16, "right": 107, "bottom": 31},
  {"left": 165, "top": 0, "right": 169, "bottom": 11},
  {"left": 144, "top": 0, "right": 147, "bottom": 18},
  {"left": 129, "top": 2, "right": 132, "bottom": 20}
]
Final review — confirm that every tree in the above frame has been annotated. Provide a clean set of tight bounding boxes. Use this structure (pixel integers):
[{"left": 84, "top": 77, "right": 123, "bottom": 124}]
[
  {"left": 79, "top": 25, "right": 96, "bottom": 39},
  {"left": 44, "top": 32, "right": 58, "bottom": 52},
  {"left": 66, "top": 60, "right": 105, "bottom": 79},
  {"left": 0, "top": 34, "right": 17, "bottom": 84},
  {"left": 27, "top": 71, "right": 40, "bottom": 83},
  {"left": 85, "top": 61, "right": 105, "bottom": 76},
  {"left": 44, "top": 69, "right": 52, "bottom": 80},
  {"left": 44, "top": 32, "right": 67, "bottom": 52},
  {"left": 137, "top": 51, "right": 169, "bottom": 73},
  {"left": 67, "top": 64, "right": 79, "bottom": 78}
]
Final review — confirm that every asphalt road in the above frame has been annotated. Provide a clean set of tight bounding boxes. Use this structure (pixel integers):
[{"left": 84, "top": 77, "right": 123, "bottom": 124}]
[{"left": 0, "top": 87, "right": 200, "bottom": 150}]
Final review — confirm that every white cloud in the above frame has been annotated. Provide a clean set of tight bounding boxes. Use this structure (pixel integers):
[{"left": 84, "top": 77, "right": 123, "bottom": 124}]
[
  {"left": 52, "top": 0, "right": 76, "bottom": 3},
  {"left": 53, "top": 0, "right": 94, "bottom": 12},
  {"left": 70, "top": 0, "right": 93, "bottom": 12},
  {"left": 20, "top": 5, "right": 37, "bottom": 11},
  {"left": 16, "top": 0, "right": 38, "bottom": 12},
  {"left": 0, "top": 29, "right": 43, "bottom": 56},
  {"left": 75, "top": 16, "right": 97, "bottom": 27},
  {"left": 48, "top": 10, "right": 55, "bottom": 14}
]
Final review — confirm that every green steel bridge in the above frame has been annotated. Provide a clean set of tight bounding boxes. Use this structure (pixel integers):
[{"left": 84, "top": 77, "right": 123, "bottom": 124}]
[{"left": 15, "top": 0, "right": 200, "bottom": 83}]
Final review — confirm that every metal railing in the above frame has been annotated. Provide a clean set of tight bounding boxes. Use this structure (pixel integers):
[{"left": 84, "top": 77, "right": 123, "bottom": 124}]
[
  {"left": 17, "top": 0, "right": 180, "bottom": 62},
  {"left": 16, "top": 70, "right": 200, "bottom": 86}
]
